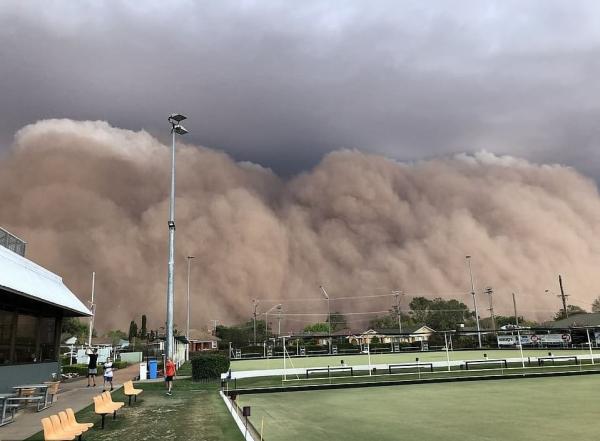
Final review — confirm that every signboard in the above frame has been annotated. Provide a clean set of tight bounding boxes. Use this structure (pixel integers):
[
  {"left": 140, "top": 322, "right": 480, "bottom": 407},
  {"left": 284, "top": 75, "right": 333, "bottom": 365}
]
[
  {"left": 76, "top": 347, "right": 112, "bottom": 364},
  {"left": 300, "top": 347, "right": 306, "bottom": 356},
  {"left": 332, "top": 345, "right": 338, "bottom": 355},
  {"left": 497, "top": 334, "right": 570, "bottom": 346}
]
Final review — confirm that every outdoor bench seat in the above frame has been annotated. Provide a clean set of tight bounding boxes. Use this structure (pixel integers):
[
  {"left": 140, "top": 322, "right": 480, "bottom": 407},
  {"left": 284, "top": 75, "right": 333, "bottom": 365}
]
[
  {"left": 94, "top": 395, "right": 117, "bottom": 429},
  {"left": 123, "top": 380, "right": 143, "bottom": 405},
  {"left": 42, "top": 416, "right": 76, "bottom": 441}
]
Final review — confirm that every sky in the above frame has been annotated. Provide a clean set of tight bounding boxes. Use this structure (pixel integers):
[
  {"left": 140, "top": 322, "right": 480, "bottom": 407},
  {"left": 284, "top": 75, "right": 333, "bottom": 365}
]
[{"left": 2, "top": 0, "right": 600, "bottom": 177}]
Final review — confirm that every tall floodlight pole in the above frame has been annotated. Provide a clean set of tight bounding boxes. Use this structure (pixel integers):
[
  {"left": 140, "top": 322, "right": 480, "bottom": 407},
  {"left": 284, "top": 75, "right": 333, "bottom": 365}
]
[
  {"left": 466, "top": 256, "right": 483, "bottom": 349},
  {"left": 186, "top": 256, "right": 195, "bottom": 361},
  {"left": 88, "top": 272, "right": 96, "bottom": 347},
  {"left": 165, "top": 113, "right": 188, "bottom": 361},
  {"left": 320, "top": 286, "right": 331, "bottom": 354}
]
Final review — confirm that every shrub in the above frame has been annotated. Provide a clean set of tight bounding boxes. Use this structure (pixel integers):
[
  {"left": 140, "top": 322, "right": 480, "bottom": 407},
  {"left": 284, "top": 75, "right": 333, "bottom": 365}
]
[
  {"left": 62, "top": 364, "right": 104, "bottom": 376},
  {"left": 191, "top": 354, "right": 230, "bottom": 381}
]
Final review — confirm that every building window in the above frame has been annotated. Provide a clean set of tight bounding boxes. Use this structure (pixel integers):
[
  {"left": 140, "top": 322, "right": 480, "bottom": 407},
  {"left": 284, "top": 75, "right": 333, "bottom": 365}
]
[
  {"left": 0, "top": 309, "right": 13, "bottom": 364},
  {"left": 39, "top": 317, "right": 57, "bottom": 362},
  {"left": 14, "top": 314, "right": 38, "bottom": 363}
]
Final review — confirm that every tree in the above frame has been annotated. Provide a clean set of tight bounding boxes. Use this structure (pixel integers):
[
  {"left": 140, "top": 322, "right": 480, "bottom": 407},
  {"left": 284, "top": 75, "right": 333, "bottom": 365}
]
[
  {"left": 61, "top": 317, "right": 89, "bottom": 342},
  {"left": 303, "top": 323, "right": 329, "bottom": 333},
  {"left": 408, "top": 297, "right": 471, "bottom": 331},
  {"left": 128, "top": 320, "right": 138, "bottom": 341},
  {"left": 140, "top": 315, "right": 147, "bottom": 340},
  {"left": 106, "top": 329, "right": 127, "bottom": 345},
  {"left": 369, "top": 311, "right": 414, "bottom": 330},
  {"left": 553, "top": 305, "right": 587, "bottom": 321},
  {"left": 592, "top": 297, "right": 600, "bottom": 313}
]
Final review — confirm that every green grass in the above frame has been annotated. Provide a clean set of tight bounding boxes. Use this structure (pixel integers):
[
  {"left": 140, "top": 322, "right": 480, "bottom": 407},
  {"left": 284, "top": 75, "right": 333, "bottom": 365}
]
[
  {"left": 230, "top": 348, "right": 598, "bottom": 371},
  {"left": 25, "top": 380, "right": 243, "bottom": 441},
  {"left": 239, "top": 375, "right": 600, "bottom": 441}
]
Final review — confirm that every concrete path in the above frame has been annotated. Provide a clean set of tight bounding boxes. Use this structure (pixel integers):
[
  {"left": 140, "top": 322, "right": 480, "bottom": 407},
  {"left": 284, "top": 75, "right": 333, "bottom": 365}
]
[{"left": 0, "top": 364, "right": 140, "bottom": 441}]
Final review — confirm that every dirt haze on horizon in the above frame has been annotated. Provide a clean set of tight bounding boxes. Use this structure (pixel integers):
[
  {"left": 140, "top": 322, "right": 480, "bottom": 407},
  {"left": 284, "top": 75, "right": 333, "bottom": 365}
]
[{"left": 2, "top": 119, "right": 599, "bottom": 333}]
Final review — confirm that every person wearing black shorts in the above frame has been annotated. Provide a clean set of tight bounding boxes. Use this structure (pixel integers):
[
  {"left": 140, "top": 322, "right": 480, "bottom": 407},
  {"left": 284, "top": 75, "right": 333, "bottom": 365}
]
[{"left": 86, "top": 348, "right": 98, "bottom": 387}]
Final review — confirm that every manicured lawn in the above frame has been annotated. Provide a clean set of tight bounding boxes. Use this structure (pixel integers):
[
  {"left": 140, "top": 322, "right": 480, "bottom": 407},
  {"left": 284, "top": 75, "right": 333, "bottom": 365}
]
[
  {"left": 26, "top": 380, "right": 243, "bottom": 441},
  {"left": 230, "top": 348, "right": 598, "bottom": 371},
  {"left": 239, "top": 375, "right": 600, "bottom": 441}
]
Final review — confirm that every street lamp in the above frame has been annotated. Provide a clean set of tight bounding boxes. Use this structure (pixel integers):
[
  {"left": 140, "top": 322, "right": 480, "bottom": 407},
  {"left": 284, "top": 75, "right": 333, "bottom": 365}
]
[
  {"left": 186, "top": 255, "right": 195, "bottom": 361},
  {"left": 320, "top": 285, "right": 332, "bottom": 354},
  {"left": 165, "top": 113, "right": 188, "bottom": 361},
  {"left": 466, "top": 256, "right": 482, "bottom": 349}
]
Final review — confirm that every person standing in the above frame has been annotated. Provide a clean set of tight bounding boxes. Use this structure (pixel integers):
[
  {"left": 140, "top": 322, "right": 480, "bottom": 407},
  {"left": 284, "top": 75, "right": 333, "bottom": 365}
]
[
  {"left": 103, "top": 357, "right": 114, "bottom": 391},
  {"left": 86, "top": 348, "right": 98, "bottom": 387},
  {"left": 165, "top": 357, "right": 176, "bottom": 396}
]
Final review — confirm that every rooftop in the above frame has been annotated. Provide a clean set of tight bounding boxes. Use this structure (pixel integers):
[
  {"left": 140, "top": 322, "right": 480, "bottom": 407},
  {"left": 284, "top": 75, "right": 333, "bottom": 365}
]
[{"left": 0, "top": 243, "right": 90, "bottom": 316}]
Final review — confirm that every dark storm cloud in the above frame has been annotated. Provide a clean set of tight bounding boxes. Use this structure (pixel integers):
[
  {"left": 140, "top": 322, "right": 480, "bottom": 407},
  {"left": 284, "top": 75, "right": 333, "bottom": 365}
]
[{"left": 2, "top": 0, "right": 600, "bottom": 176}]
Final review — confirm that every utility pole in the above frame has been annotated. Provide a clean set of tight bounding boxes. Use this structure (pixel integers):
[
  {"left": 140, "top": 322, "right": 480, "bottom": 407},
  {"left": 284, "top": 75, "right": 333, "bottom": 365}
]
[
  {"left": 466, "top": 256, "right": 483, "bottom": 348},
  {"left": 485, "top": 287, "right": 496, "bottom": 332},
  {"left": 559, "top": 275, "right": 569, "bottom": 318},
  {"left": 392, "top": 290, "right": 403, "bottom": 333},
  {"left": 88, "top": 272, "right": 96, "bottom": 347},
  {"left": 512, "top": 292, "right": 519, "bottom": 327},
  {"left": 277, "top": 306, "right": 282, "bottom": 337},
  {"left": 252, "top": 299, "right": 259, "bottom": 345}
]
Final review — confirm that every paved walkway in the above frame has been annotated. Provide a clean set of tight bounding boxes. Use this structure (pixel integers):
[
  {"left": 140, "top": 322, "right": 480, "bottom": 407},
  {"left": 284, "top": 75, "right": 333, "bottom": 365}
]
[{"left": 0, "top": 364, "right": 140, "bottom": 441}]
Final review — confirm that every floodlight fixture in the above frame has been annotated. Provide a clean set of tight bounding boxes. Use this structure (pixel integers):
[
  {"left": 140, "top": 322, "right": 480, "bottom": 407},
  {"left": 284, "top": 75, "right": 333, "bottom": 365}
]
[
  {"left": 168, "top": 113, "right": 187, "bottom": 123},
  {"left": 173, "top": 124, "right": 188, "bottom": 135}
]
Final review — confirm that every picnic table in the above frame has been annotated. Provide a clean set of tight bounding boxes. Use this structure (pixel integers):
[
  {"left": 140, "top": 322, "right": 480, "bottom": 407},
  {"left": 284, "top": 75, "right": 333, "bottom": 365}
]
[
  {"left": 0, "top": 393, "right": 18, "bottom": 427},
  {"left": 11, "top": 384, "right": 51, "bottom": 411}
]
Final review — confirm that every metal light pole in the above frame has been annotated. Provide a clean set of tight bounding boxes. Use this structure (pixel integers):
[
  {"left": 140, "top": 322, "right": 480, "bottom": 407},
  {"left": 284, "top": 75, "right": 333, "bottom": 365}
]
[
  {"left": 88, "top": 272, "right": 96, "bottom": 347},
  {"left": 186, "top": 256, "right": 195, "bottom": 361},
  {"left": 165, "top": 113, "right": 188, "bottom": 361},
  {"left": 252, "top": 299, "right": 259, "bottom": 345},
  {"left": 320, "top": 286, "right": 331, "bottom": 354},
  {"left": 466, "top": 256, "right": 483, "bottom": 349}
]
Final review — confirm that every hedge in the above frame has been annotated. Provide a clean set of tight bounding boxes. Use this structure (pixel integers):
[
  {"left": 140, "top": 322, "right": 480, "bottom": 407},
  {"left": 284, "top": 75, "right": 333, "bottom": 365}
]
[
  {"left": 191, "top": 354, "right": 230, "bottom": 381},
  {"left": 61, "top": 360, "right": 129, "bottom": 376}
]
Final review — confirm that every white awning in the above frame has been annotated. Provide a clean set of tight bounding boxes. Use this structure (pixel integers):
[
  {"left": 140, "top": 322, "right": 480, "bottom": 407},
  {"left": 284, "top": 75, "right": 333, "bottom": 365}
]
[{"left": 0, "top": 245, "right": 91, "bottom": 316}]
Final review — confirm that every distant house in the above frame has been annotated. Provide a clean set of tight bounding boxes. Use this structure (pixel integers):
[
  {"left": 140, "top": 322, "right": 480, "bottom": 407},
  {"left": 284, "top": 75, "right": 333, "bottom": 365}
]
[
  {"left": 0, "top": 229, "right": 91, "bottom": 392},
  {"left": 348, "top": 326, "right": 435, "bottom": 345},
  {"left": 188, "top": 329, "right": 220, "bottom": 352}
]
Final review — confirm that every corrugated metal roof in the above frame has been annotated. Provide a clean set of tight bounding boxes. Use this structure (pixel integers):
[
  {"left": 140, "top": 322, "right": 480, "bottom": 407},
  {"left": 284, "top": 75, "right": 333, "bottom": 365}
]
[{"left": 0, "top": 245, "right": 91, "bottom": 316}]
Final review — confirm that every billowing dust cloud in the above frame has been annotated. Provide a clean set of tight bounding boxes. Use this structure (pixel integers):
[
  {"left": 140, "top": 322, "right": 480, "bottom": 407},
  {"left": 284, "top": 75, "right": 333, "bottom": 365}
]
[{"left": 2, "top": 119, "right": 600, "bottom": 332}]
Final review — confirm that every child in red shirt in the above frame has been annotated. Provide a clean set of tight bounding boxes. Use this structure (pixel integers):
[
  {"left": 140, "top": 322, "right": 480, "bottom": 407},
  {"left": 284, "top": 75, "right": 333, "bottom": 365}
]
[{"left": 165, "top": 357, "right": 176, "bottom": 396}]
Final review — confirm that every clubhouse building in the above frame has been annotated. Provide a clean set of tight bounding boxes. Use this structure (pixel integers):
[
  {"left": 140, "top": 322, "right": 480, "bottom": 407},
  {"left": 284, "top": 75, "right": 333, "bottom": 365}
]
[{"left": 0, "top": 228, "right": 91, "bottom": 392}]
